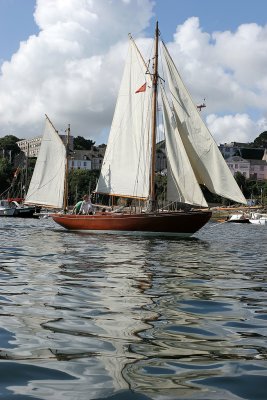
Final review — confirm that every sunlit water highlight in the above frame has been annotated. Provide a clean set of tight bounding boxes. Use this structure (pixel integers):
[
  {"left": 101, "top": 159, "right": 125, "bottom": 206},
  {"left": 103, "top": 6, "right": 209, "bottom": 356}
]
[{"left": 0, "top": 217, "right": 266, "bottom": 399}]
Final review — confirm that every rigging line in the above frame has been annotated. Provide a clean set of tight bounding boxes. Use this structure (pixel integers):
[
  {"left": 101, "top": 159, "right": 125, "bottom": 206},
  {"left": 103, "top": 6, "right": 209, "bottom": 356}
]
[
  {"left": 128, "top": 34, "right": 153, "bottom": 83},
  {"left": 0, "top": 185, "right": 13, "bottom": 197},
  {"left": 162, "top": 41, "right": 215, "bottom": 146},
  {"left": 158, "top": 39, "right": 166, "bottom": 89},
  {"left": 106, "top": 37, "right": 152, "bottom": 156},
  {"left": 101, "top": 39, "right": 139, "bottom": 163}
]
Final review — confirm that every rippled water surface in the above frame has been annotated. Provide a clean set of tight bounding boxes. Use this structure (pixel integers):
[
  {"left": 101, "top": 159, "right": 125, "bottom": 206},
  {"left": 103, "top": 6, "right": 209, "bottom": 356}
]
[{"left": 0, "top": 217, "right": 266, "bottom": 399}]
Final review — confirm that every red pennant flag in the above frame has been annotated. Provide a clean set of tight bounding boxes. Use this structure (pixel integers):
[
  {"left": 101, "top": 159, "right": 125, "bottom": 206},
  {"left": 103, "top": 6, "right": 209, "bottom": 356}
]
[{"left": 135, "top": 83, "right": 146, "bottom": 93}]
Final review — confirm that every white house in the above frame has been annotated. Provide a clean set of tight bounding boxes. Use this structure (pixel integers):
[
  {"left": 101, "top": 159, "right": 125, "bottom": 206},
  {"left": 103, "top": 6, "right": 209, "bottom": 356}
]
[{"left": 226, "top": 156, "right": 250, "bottom": 178}]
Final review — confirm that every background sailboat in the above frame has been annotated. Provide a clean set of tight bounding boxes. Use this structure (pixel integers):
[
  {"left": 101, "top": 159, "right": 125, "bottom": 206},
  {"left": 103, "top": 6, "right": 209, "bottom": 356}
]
[
  {"left": 0, "top": 155, "right": 42, "bottom": 218},
  {"left": 29, "top": 23, "right": 246, "bottom": 236},
  {"left": 24, "top": 115, "right": 66, "bottom": 211}
]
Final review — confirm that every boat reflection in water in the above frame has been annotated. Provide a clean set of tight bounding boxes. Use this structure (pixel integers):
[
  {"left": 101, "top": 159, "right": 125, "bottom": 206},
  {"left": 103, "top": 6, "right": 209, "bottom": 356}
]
[
  {"left": 0, "top": 225, "right": 155, "bottom": 399},
  {"left": 1, "top": 217, "right": 266, "bottom": 400}
]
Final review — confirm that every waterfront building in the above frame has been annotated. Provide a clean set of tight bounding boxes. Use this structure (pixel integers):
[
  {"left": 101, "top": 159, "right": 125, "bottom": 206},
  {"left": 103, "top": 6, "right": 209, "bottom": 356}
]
[
  {"left": 68, "top": 146, "right": 106, "bottom": 171},
  {"left": 226, "top": 156, "right": 250, "bottom": 179},
  {"left": 16, "top": 136, "right": 106, "bottom": 171},
  {"left": 225, "top": 155, "right": 267, "bottom": 181},
  {"left": 17, "top": 135, "right": 74, "bottom": 157},
  {"left": 17, "top": 136, "right": 42, "bottom": 157}
]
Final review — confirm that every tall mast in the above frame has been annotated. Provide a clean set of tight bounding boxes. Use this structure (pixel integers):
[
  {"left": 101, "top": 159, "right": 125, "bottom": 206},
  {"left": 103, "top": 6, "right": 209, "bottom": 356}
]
[
  {"left": 24, "top": 142, "right": 29, "bottom": 197},
  {"left": 150, "top": 21, "right": 159, "bottom": 210},
  {"left": 63, "top": 124, "right": 70, "bottom": 213}
]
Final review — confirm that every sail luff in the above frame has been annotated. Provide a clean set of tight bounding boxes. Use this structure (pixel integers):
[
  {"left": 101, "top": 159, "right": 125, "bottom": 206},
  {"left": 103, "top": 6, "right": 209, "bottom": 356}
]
[{"left": 162, "top": 42, "right": 247, "bottom": 205}]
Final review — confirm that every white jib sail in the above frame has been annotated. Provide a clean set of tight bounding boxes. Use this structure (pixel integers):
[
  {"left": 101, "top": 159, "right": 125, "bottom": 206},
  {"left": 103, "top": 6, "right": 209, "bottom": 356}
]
[
  {"left": 24, "top": 118, "right": 66, "bottom": 208},
  {"left": 162, "top": 43, "right": 247, "bottom": 205},
  {"left": 96, "top": 40, "right": 152, "bottom": 199},
  {"left": 161, "top": 87, "right": 208, "bottom": 207}
]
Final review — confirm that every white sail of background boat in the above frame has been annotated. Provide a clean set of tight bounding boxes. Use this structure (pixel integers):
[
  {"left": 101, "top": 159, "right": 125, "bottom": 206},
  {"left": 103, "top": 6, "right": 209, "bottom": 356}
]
[
  {"left": 24, "top": 116, "right": 66, "bottom": 209},
  {"left": 27, "top": 22, "right": 246, "bottom": 236}
]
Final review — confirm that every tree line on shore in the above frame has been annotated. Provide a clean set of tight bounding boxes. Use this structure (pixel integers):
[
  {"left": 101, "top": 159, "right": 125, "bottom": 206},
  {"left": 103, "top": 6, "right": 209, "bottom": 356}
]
[{"left": 0, "top": 132, "right": 267, "bottom": 206}]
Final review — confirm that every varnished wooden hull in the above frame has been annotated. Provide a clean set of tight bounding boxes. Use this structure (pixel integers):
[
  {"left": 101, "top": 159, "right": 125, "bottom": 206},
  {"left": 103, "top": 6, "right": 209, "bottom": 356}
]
[{"left": 51, "top": 211, "right": 212, "bottom": 237}]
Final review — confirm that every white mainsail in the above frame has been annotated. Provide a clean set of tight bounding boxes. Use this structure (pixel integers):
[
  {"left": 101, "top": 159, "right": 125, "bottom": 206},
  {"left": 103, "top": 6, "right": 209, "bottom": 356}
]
[
  {"left": 24, "top": 118, "right": 66, "bottom": 208},
  {"left": 162, "top": 42, "right": 247, "bottom": 205},
  {"left": 161, "top": 87, "right": 208, "bottom": 207},
  {"left": 96, "top": 40, "right": 152, "bottom": 199}
]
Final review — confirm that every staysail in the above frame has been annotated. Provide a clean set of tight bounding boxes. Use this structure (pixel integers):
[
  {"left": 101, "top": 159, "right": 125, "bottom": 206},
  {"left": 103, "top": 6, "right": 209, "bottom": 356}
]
[
  {"left": 24, "top": 118, "right": 66, "bottom": 208},
  {"left": 161, "top": 86, "right": 208, "bottom": 207},
  {"left": 95, "top": 40, "right": 152, "bottom": 199},
  {"left": 162, "top": 42, "right": 247, "bottom": 205}
]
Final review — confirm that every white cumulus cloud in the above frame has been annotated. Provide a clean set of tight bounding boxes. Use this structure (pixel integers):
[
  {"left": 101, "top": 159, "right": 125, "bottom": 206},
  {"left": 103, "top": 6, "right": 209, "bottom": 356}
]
[
  {"left": 0, "top": 0, "right": 153, "bottom": 141},
  {"left": 206, "top": 113, "right": 267, "bottom": 144},
  {"left": 0, "top": 2, "right": 267, "bottom": 145}
]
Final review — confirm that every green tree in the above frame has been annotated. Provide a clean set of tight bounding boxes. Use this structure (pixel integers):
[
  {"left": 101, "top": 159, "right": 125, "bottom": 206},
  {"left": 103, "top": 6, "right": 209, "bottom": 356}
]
[
  {"left": 155, "top": 174, "right": 167, "bottom": 202},
  {"left": 68, "top": 169, "right": 100, "bottom": 205},
  {"left": 73, "top": 136, "right": 95, "bottom": 150},
  {"left": 234, "top": 171, "right": 249, "bottom": 198},
  {"left": 253, "top": 131, "right": 267, "bottom": 148},
  {"left": 247, "top": 180, "right": 267, "bottom": 205},
  {"left": 0, "top": 135, "right": 21, "bottom": 159},
  {"left": 0, "top": 158, "right": 13, "bottom": 195}
]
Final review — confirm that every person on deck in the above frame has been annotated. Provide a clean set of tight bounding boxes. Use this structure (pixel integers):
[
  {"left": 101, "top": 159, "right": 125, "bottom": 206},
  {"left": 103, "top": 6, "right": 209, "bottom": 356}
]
[
  {"left": 79, "top": 194, "right": 94, "bottom": 215},
  {"left": 72, "top": 200, "right": 83, "bottom": 214}
]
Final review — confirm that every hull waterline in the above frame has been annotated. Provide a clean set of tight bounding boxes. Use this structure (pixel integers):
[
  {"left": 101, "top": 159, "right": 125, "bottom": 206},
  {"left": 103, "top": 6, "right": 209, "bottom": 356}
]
[{"left": 51, "top": 211, "right": 212, "bottom": 237}]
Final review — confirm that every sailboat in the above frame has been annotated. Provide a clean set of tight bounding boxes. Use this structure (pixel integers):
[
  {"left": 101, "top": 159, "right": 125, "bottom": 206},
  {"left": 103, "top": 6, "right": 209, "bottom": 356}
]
[
  {"left": 25, "top": 23, "right": 246, "bottom": 236},
  {"left": 0, "top": 158, "right": 41, "bottom": 218}
]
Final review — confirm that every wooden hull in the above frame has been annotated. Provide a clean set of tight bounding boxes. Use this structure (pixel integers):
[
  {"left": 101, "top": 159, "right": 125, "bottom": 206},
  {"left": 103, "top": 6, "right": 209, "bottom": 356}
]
[{"left": 51, "top": 210, "right": 212, "bottom": 237}]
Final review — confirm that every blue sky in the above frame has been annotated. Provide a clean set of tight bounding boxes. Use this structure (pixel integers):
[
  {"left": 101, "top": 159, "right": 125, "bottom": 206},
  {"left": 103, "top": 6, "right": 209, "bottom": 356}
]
[
  {"left": 0, "top": 0, "right": 38, "bottom": 61},
  {"left": 0, "top": 0, "right": 267, "bottom": 144},
  {"left": 1, "top": 0, "right": 267, "bottom": 61},
  {"left": 1, "top": 1, "right": 266, "bottom": 54},
  {"left": 153, "top": 0, "right": 267, "bottom": 39}
]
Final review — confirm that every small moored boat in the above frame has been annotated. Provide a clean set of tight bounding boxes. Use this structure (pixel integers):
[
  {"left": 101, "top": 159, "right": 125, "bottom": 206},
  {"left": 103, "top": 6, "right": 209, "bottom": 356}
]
[
  {"left": 0, "top": 200, "right": 16, "bottom": 217},
  {"left": 227, "top": 213, "right": 250, "bottom": 223},
  {"left": 249, "top": 212, "right": 267, "bottom": 225}
]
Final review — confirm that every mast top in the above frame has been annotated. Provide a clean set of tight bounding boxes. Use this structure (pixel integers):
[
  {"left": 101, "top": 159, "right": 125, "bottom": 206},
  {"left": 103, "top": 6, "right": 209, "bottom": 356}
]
[{"left": 45, "top": 114, "right": 58, "bottom": 133}]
